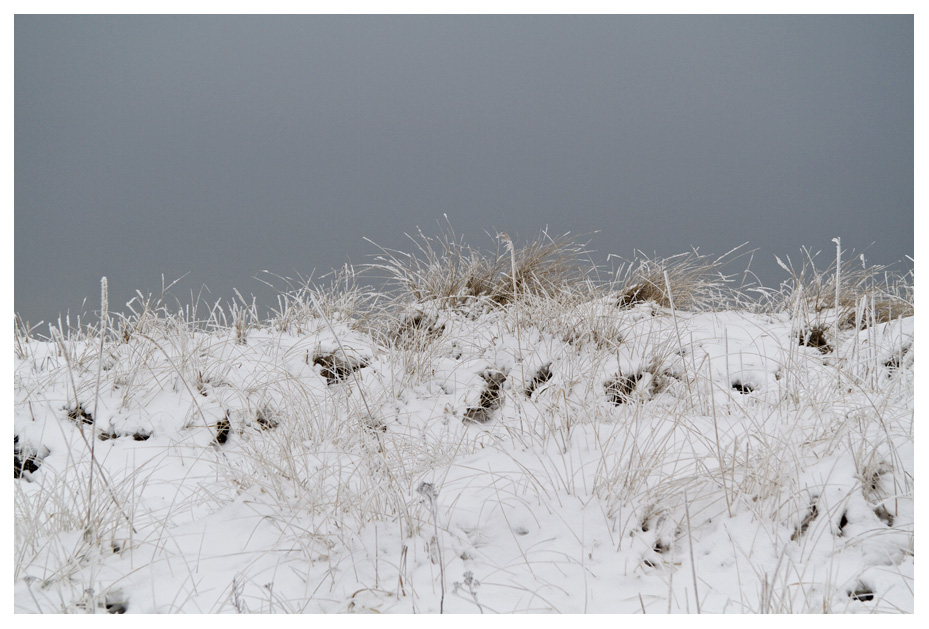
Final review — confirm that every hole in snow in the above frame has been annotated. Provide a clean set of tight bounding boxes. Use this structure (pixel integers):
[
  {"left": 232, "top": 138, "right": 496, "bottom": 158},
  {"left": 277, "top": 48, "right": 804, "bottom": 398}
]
[{"left": 849, "top": 584, "right": 874, "bottom": 602}]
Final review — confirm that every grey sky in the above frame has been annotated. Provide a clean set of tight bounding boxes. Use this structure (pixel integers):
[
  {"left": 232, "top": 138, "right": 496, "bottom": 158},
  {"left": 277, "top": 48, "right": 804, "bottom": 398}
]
[{"left": 15, "top": 15, "right": 913, "bottom": 326}]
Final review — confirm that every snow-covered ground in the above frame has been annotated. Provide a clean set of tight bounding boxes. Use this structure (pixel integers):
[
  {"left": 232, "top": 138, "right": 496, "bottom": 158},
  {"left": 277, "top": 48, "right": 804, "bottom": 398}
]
[{"left": 14, "top": 288, "right": 913, "bottom": 613}]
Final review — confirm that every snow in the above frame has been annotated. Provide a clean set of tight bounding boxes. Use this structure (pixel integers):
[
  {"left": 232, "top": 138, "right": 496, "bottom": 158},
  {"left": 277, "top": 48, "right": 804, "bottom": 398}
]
[{"left": 13, "top": 298, "right": 913, "bottom": 613}]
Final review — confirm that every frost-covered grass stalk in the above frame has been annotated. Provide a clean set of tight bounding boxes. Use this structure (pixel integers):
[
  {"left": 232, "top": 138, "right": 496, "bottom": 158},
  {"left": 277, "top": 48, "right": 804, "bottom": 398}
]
[
  {"left": 834, "top": 237, "right": 842, "bottom": 366},
  {"left": 13, "top": 231, "right": 914, "bottom": 613},
  {"left": 86, "top": 277, "right": 107, "bottom": 535}
]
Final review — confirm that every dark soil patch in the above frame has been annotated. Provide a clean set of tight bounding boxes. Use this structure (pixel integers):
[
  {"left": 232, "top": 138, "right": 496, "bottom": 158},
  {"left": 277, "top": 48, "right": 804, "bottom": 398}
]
[
  {"left": 476, "top": 370, "right": 506, "bottom": 410},
  {"left": 99, "top": 429, "right": 152, "bottom": 442},
  {"left": 791, "top": 499, "right": 819, "bottom": 541},
  {"left": 462, "top": 407, "right": 492, "bottom": 424},
  {"left": 884, "top": 343, "right": 912, "bottom": 374},
  {"left": 463, "top": 370, "right": 507, "bottom": 424},
  {"left": 524, "top": 363, "right": 553, "bottom": 397},
  {"left": 105, "top": 595, "right": 128, "bottom": 614},
  {"left": 873, "top": 505, "right": 894, "bottom": 527},
  {"left": 849, "top": 584, "right": 874, "bottom": 602},
  {"left": 605, "top": 372, "right": 644, "bottom": 405},
  {"left": 214, "top": 411, "right": 231, "bottom": 446},
  {"left": 313, "top": 352, "right": 368, "bottom": 385},
  {"left": 837, "top": 510, "right": 848, "bottom": 536},
  {"left": 799, "top": 326, "right": 832, "bottom": 354},
  {"left": 14, "top": 436, "right": 43, "bottom": 479},
  {"left": 255, "top": 406, "right": 279, "bottom": 430},
  {"left": 67, "top": 403, "right": 94, "bottom": 425}
]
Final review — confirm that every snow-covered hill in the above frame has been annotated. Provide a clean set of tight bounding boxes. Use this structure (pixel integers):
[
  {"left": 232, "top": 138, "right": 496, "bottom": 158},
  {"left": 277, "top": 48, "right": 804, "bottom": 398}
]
[{"left": 13, "top": 245, "right": 914, "bottom": 613}]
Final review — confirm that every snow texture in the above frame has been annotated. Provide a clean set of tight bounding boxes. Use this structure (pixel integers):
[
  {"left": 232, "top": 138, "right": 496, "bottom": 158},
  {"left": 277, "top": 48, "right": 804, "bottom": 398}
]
[{"left": 14, "top": 298, "right": 913, "bottom": 613}]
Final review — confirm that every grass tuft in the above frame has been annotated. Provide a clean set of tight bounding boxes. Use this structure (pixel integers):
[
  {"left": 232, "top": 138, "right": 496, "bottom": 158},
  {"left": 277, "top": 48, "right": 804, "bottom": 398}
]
[{"left": 366, "top": 224, "right": 592, "bottom": 309}]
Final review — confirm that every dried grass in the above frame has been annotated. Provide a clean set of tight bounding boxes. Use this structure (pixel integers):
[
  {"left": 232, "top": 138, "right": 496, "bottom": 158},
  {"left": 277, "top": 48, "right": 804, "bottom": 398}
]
[
  {"left": 774, "top": 247, "right": 913, "bottom": 330},
  {"left": 611, "top": 245, "right": 751, "bottom": 311},
  {"left": 364, "top": 223, "right": 592, "bottom": 309}
]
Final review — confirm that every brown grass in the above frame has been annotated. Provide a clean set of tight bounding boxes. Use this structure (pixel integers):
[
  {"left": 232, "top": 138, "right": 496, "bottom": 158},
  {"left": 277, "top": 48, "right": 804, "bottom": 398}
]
[
  {"left": 365, "top": 224, "right": 593, "bottom": 309},
  {"left": 611, "top": 245, "right": 751, "bottom": 311},
  {"left": 775, "top": 247, "right": 913, "bottom": 330}
]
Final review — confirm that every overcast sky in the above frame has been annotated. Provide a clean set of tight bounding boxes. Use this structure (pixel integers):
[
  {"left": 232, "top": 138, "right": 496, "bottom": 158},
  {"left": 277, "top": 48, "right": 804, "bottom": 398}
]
[{"left": 15, "top": 15, "right": 913, "bottom": 326}]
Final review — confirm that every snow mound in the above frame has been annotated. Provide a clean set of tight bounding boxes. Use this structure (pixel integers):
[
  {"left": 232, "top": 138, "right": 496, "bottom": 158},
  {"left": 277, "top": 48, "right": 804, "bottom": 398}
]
[{"left": 14, "top": 299, "right": 913, "bottom": 613}]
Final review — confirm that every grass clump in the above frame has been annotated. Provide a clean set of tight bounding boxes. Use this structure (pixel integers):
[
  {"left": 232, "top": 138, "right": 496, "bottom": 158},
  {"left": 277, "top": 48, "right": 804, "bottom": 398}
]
[
  {"left": 611, "top": 245, "right": 750, "bottom": 311},
  {"left": 366, "top": 224, "right": 592, "bottom": 309},
  {"left": 775, "top": 247, "right": 913, "bottom": 331},
  {"left": 388, "top": 310, "right": 446, "bottom": 349}
]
